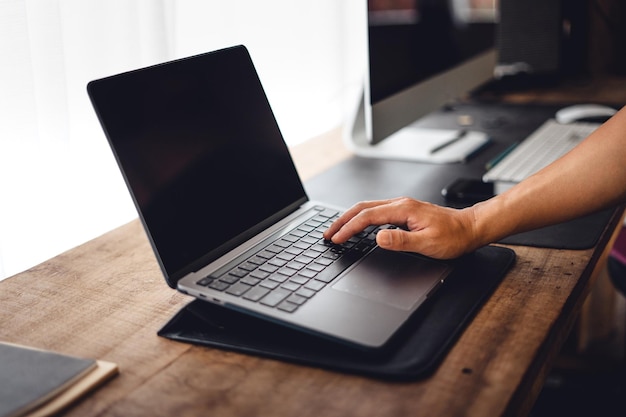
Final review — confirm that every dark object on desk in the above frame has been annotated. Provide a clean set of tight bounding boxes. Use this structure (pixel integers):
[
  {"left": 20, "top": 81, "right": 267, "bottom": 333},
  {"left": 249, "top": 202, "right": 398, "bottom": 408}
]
[
  {"left": 158, "top": 246, "right": 515, "bottom": 381},
  {"left": 442, "top": 178, "right": 494, "bottom": 204},
  {"left": 0, "top": 342, "right": 118, "bottom": 417},
  {"left": 498, "top": 209, "right": 615, "bottom": 249}
]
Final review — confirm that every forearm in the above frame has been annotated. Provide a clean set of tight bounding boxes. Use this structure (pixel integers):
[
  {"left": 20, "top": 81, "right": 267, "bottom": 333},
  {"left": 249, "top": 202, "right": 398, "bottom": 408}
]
[{"left": 470, "top": 107, "right": 626, "bottom": 247}]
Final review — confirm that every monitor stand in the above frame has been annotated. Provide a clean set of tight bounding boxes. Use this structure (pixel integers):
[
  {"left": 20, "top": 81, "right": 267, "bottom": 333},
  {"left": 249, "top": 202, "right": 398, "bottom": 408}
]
[{"left": 344, "top": 95, "right": 491, "bottom": 164}]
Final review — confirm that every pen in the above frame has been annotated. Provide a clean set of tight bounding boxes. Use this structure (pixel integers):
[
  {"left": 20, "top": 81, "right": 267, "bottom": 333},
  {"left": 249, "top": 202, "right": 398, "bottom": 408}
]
[
  {"left": 430, "top": 130, "right": 468, "bottom": 154},
  {"left": 485, "top": 142, "right": 519, "bottom": 170}
]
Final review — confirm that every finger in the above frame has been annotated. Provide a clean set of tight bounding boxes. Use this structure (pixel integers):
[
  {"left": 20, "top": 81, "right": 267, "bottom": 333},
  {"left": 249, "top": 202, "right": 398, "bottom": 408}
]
[
  {"left": 376, "top": 228, "right": 445, "bottom": 258},
  {"left": 375, "top": 228, "right": 406, "bottom": 251},
  {"left": 323, "top": 199, "right": 396, "bottom": 240},
  {"left": 376, "top": 228, "right": 426, "bottom": 252},
  {"left": 327, "top": 199, "right": 412, "bottom": 243},
  {"left": 377, "top": 220, "right": 468, "bottom": 259}
]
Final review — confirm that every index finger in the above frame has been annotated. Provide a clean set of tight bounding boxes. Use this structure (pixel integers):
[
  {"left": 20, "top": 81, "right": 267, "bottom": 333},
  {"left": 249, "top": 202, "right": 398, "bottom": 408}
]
[{"left": 323, "top": 198, "right": 401, "bottom": 243}]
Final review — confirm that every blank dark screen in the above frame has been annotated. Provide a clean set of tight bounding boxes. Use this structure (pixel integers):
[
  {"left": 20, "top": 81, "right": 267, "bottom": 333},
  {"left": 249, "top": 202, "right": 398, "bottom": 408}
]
[
  {"left": 368, "top": 0, "right": 496, "bottom": 104},
  {"left": 88, "top": 46, "right": 307, "bottom": 279}
]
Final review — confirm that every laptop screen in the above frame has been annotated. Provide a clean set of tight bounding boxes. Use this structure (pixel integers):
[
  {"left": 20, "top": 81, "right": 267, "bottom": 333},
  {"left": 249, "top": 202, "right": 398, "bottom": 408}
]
[{"left": 88, "top": 46, "right": 308, "bottom": 282}]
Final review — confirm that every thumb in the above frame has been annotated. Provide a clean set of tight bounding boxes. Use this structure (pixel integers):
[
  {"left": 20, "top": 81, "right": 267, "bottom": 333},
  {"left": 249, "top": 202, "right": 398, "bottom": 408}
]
[{"left": 375, "top": 228, "right": 413, "bottom": 252}]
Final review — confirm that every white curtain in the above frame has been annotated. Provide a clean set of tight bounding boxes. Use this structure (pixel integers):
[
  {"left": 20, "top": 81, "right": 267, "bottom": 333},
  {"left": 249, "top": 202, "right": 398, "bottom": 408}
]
[{"left": 0, "top": 0, "right": 364, "bottom": 279}]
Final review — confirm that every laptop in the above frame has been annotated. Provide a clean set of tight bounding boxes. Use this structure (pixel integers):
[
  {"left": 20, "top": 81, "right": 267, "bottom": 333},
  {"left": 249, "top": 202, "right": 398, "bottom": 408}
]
[{"left": 87, "top": 45, "right": 452, "bottom": 350}]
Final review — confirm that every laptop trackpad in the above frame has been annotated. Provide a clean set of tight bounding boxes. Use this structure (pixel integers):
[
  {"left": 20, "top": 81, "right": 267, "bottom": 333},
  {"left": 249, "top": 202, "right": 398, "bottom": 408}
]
[{"left": 332, "top": 249, "right": 450, "bottom": 311}]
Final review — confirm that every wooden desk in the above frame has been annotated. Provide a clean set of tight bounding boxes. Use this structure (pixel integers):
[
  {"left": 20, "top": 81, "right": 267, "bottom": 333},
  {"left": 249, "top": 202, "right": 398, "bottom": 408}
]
[{"left": 1, "top": 91, "right": 624, "bottom": 417}]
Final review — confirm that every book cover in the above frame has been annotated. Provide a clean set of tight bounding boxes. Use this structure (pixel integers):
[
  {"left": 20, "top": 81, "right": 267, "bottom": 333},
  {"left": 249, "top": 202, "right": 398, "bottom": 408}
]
[{"left": 0, "top": 342, "right": 118, "bottom": 417}]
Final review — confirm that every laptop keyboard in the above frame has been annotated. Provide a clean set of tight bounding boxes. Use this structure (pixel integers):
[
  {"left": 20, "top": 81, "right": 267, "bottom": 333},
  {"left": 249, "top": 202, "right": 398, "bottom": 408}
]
[{"left": 194, "top": 206, "right": 393, "bottom": 313}]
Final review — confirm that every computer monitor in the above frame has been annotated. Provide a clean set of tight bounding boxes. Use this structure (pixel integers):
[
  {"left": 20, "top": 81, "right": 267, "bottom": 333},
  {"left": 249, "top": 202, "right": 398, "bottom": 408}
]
[{"left": 345, "top": 0, "right": 498, "bottom": 163}]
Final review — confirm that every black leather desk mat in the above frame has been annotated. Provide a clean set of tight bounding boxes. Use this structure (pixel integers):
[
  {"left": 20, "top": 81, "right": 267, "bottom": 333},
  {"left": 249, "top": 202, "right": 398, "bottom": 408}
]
[
  {"left": 159, "top": 245, "right": 515, "bottom": 380},
  {"left": 305, "top": 101, "right": 614, "bottom": 250}
]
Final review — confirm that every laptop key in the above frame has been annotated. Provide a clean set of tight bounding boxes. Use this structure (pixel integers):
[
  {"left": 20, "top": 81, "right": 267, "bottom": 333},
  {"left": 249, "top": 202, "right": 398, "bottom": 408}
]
[
  {"left": 257, "top": 250, "right": 275, "bottom": 259},
  {"left": 309, "top": 244, "right": 328, "bottom": 253},
  {"left": 277, "top": 301, "right": 298, "bottom": 313},
  {"left": 259, "top": 279, "right": 280, "bottom": 289},
  {"left": 228, "top": 268, "right": 248, "bottom": 278},
  {"left": 276, "top": 252, "right": 296, "bottom": 261},
  {"left": 260, "top": 288, "right": 291, "bottom": 307},
  {"left": 243, "top": 286, "right": 270, "bottom": 302},
  {"left": 304, "top": 279, "right": 325, "bottom": 292},
  {"left": 239, "top": 262, "right": 257, "bottom": 271},
  {"left": 298, "top": 269, "right": 318, "bottom": 279},
  {"left": 209, "top": 280, "right": 230, "bottom": 291},
  {"left": 268, "top": 258, "right": 288, "bottom": 267},
  {"left": 317, "top": 209, "right": 339, "bottom": 218},
  {"left": 308, "top": 231, "right": 324, "bottom": 239},
  {"left": 259, "top": 264, "right": 279, "bottom": 273},
  {"left": 196, "top": 276, "right": 213, "bottom": 286},
  {"left": 286, "top": 294, "right": 307, "bottom": 305},
  {"left": 265, "top": 244, "right": 283, "bottom": 253},
  {"left": 293, "top": 241, "right": 312, "bottom": 250},
  {"left": 295, "top": 288, "right": 315, "bottom": 298},
  {"left": 281, "top": 281, "right": 300, "bottom": 292},
  {"left": 286, "top": 260, "right": 306, "bottom": 270},
  {"left": 295, "top": 251, "right": 316, "bottom": 260},
  {"left": 274, "top": 239, "right": 292, "bottom": 248},
  {"left": 301, "top": 236, "right": 318, "bottom": 245},
  {"left": 241, "top": 276, "right": 262, "bottom": 286},
  {"left": 314, "top": 257, "right": 333, "bottom": 266},
  {"left": 276, "top": 267, "right": 297, "bottom": 277},
  {"left": 226, "top": 282, "right": 252, "bottom": 297},
  {"left": 220, "top": 274, "right": 240, "bottom": 284},
  {"left": 322, "top": 251, "right": 341, "bottom": 260},
  {"left": 290, "top": 229, "right": 307, "bottom": 238},
  {"left": 282, "top": 234, "right": 299, "bottom": 243},
  {"left": 285, "top": 247, "right": 303, "bottom": 256},
  {"left": 249, "top": 270, "right": 270, "bottom": 280},
  {"left": 248, "top": 256, "right": 266, "bottom": 265},
  {"left": 289, "top": 275, "right": 309, "bottom": 285}
]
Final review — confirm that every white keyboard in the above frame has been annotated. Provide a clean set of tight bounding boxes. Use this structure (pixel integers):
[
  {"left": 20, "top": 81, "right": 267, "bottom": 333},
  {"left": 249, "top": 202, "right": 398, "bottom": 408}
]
[{"left": 483, "top": 119, "right": 599, "bottom": 186}]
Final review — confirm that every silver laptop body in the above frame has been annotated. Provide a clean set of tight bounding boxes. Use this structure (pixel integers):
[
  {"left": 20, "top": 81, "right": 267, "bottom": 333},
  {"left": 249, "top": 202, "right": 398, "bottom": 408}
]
[{"left": 87, "top": 45, "right": 451, "bottom": 349}]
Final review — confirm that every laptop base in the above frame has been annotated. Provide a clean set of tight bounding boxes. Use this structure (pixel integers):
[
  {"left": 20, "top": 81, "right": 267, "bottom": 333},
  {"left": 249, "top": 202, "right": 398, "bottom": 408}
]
[{"left": 159, "top": 245, "right": 515, "bottom": 381}]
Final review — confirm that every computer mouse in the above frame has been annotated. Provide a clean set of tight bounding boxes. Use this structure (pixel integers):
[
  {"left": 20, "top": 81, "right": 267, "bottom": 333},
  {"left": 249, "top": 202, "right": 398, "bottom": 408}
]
[{"left": 555, "top": 104, "right": 617, "bottom": 124}]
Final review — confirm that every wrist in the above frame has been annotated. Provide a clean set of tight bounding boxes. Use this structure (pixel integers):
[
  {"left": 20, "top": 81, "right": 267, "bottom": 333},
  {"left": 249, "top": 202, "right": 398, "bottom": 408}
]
[{"left": 465, "top": 196, "right": 511, "bottom": 250}]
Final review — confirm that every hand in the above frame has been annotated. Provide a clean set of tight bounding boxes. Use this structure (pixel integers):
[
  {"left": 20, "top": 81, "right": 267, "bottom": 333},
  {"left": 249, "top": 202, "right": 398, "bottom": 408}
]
[{"left": 323, "top": 197, "right": 481, "bottom": 259}]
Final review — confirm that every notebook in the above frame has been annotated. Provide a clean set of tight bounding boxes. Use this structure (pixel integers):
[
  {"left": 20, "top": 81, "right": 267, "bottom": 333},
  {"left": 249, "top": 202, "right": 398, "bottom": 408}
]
[{"left": 87, "top": 45, "right": 452, "bottom": 350}]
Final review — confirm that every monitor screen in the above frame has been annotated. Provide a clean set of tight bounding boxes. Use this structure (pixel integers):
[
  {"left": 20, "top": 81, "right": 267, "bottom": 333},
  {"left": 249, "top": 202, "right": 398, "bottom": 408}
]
[
  {"left": 368, "top": 0, "right": 496, "bottom": 105},
  {"left": 346, "top": 0, "right": 498, "bottom": 163}
]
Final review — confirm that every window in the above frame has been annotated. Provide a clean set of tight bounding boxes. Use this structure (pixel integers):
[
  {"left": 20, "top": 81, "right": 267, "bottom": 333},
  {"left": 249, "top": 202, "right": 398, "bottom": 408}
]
[{"left": 0, "top": 0, "right": 363, "bottom": 279}]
